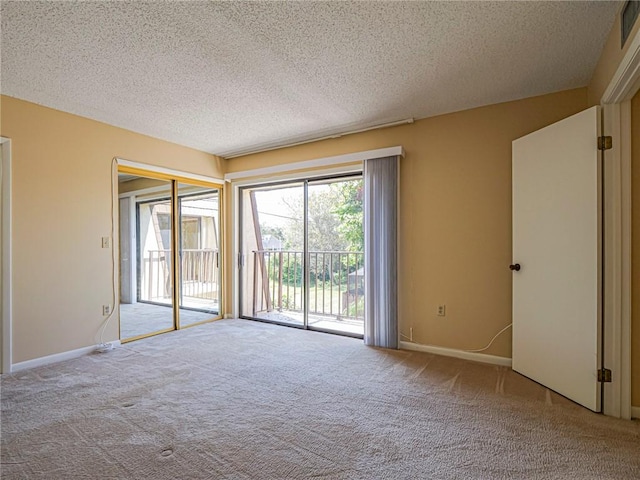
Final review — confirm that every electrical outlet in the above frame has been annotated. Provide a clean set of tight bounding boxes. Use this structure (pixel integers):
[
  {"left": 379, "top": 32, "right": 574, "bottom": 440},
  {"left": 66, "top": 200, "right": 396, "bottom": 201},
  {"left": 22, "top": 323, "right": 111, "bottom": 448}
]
[
  {"left": 103, "top": 305, "right": 112, "bottom": 316},
  {"left": 437, "top": 305, "right": 446, "bottom": 316},
  {"left": 101, "top": 236, "right": 110, "bottom": 249}
]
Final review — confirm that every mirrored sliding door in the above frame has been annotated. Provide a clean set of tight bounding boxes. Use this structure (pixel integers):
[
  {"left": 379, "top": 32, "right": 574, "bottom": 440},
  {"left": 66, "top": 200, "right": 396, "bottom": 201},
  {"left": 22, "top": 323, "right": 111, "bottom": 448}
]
[
  {"left": 177, "top": 183, "right": 221, "bottom": 327},
  {"left": 119, "top": 174, "right": 175, "bottom": 340},
  {"left": 118, "top": 169, "right": 223, "bottom": 342}
]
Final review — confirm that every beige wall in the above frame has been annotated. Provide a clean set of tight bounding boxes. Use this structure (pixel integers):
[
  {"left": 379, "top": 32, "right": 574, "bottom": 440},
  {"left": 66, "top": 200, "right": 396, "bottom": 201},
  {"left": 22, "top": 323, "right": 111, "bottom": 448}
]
[
  {"left": 632, "top": 91, "right": 640, "bottom": 406},
  {"left": 0, "top": 95, "right": 225, "bottom": 363},
  {"left": 588, "top": 5, "right": 640, "bottom": 106},
  {"left": 3, "top": 6, "right": 634, "bottom": 370},
  {"left": 226, "top": 88, "right": 588, "bottom": 358}
]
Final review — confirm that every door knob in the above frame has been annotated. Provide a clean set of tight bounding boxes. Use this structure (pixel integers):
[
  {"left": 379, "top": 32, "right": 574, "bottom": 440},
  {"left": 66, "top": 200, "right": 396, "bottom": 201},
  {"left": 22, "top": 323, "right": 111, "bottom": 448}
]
[{"left": 509, "top": 263, "right": 521, "bottom": 271}]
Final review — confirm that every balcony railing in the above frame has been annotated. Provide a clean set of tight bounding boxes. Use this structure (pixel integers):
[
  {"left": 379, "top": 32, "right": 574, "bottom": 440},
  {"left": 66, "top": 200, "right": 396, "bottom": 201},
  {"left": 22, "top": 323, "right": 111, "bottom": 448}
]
[
  {"left": 141, "top": 249, "right": 219, "bottom": 303},
  {"left": 252, "top": 250, "right": 364, "bottom": 320},
  {"left": 140, "top": 248, "right": 362, "bottom": 321}
]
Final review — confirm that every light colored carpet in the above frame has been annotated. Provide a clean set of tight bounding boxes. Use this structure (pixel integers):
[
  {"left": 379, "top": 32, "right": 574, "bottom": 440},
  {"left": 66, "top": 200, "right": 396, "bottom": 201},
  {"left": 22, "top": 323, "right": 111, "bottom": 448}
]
[{"left": 1, "top": 319, "right": 639, "bottom": 479}]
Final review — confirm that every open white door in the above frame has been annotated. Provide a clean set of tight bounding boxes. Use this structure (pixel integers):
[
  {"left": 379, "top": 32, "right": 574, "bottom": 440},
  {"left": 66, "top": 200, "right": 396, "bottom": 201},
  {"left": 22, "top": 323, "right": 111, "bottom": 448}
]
[{"left": 512, "top": 106, "right": 602, "bottom": 412}]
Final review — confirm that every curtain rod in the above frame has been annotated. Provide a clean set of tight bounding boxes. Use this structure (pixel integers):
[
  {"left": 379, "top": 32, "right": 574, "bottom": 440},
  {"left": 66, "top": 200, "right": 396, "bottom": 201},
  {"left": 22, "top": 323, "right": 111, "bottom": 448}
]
[{"left": 224, "top": 118, "right": 414, "bottom": 159}]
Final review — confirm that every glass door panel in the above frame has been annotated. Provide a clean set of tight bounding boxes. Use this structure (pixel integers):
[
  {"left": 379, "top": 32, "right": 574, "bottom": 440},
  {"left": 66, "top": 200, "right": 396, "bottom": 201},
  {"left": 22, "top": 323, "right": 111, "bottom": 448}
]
[
  {"left": 307, "top": 177, "right": 364, "bottom": 335},
  {"left": 240, "top": 183, "right": 304, "bottom": 326},
  {"left": 239, "top": 175, "right": 364, "bottom": 338},
  {"left": 177, "top": 183, "right": 221, "bottom": 327},
  {"left": 118, "top": 174, "right": 175, "bottom": 340}
]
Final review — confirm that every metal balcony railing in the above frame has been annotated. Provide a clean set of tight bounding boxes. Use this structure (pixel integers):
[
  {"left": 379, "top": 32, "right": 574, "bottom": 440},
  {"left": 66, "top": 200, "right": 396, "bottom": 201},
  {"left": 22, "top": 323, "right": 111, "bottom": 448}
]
[{"left": 252, "top": 250, "right": 364, "bottom": 319}]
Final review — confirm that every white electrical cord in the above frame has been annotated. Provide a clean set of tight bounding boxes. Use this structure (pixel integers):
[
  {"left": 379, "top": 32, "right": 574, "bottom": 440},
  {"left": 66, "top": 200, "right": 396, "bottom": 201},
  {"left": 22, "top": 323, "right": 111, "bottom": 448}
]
[
  {"left": 464, "top": 323, "right": 512, "bottom": 353},
  {"left": 399, "top": 323, "right": 513, "bottom": 354},
  {"left": 96, "top": 158, "right": 118, "bottom": 352}
]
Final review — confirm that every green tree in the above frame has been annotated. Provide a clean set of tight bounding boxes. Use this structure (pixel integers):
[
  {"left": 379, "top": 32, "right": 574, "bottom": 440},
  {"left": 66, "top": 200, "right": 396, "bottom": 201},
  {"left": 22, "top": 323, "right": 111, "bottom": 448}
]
[
  {"left": 333, "top": 179, "right": 363, "bottom": 252},
  {"left": 278, "top": 179, "right": 363, "bottom": 253},
  {"left": 260, "top": 224, "right": 286, "bottom": 248},
  {"left": 268, "top": 253, "right": 303, "bottom": 286},
  {"left": 281, "top": 187, "right": 348, "bottom": 252}
]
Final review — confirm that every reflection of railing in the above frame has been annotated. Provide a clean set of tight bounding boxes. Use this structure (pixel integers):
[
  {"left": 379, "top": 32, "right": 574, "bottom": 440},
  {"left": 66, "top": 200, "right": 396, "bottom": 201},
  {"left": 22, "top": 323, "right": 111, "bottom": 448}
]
[
  {"left": 141, "top": 249, "right": 219, "bottom": 302},
  {"left": 252, "top": 250, "right": 364, "bottom": 319},
  {"left": 181, "top": 249, "right": 219, "bottom": 300},
  {"left": 142, "top": 250, "right": 171, "bottom": 302}
]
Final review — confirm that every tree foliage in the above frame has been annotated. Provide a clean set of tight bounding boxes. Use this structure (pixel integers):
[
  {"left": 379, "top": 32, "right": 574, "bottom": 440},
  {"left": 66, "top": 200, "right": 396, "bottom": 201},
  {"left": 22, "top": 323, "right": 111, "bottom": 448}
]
[
  {"left": 332, "top": 179, "right": 363, "bottom": 252},
  {"left": 268, "top": 178, "right": 363, "bottom": 254}
]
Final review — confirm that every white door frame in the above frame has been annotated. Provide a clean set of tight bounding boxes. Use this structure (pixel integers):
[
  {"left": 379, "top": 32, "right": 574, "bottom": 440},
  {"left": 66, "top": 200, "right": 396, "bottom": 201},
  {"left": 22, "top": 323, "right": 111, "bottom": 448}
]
[
  {"left": 601, "top": 30, "right": 640, "bottom": 418},
  {"left": 1, "top": 137, "right": 12, "bottom": 374}
]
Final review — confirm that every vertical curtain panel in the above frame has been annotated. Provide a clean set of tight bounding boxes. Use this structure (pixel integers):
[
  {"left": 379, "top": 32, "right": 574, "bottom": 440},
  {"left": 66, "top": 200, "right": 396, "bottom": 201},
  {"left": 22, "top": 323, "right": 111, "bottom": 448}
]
[{"left": 364, "top": 156, "right": 399, "bottom": 348}]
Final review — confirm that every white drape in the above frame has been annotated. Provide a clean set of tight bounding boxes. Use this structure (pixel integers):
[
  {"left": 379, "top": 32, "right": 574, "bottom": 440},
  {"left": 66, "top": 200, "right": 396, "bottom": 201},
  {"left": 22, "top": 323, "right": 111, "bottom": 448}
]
[{"left": 363, "top": 156, "right": 398, "bottom": 348}]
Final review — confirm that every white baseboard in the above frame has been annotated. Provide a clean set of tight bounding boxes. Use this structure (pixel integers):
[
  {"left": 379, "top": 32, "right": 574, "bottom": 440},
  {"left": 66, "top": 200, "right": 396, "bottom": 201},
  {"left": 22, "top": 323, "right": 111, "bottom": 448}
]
[
  {"left": 631, "top": 406, "right": 640, "bottom": 419},
  {"left": 11, "top": 341, "right": 122, "bottom": 373},
  {"left": 399, "top": 341, "right": 512, "bottom": 367}
]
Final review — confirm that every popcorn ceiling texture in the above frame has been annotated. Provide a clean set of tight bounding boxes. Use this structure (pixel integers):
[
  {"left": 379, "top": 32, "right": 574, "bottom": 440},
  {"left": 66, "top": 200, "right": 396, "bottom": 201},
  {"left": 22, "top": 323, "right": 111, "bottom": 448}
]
[{"left": 1, "top": 1, "right": 619, "bottom": 157}]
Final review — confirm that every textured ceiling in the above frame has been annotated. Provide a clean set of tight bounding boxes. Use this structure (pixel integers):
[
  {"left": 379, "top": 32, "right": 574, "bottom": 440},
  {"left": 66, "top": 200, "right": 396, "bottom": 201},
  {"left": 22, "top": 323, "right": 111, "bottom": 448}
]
[{"left": 1, "top": 1, "right": 620, "bottom": 158}]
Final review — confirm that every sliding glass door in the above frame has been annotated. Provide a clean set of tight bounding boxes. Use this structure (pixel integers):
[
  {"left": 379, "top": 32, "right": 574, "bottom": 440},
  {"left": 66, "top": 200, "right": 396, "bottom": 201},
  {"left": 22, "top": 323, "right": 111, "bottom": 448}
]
[
  {"left": 240, "top": 182, "right": 304, "bottom": 326},
  {"left": 307, "top": 177, "right": 364, "bottom": 335},
  {"left": 239, "top": 174, "right": 364, "bottom": 337},
  {"left": 118, "top": 170, "right": 222, "bottom": 342}
]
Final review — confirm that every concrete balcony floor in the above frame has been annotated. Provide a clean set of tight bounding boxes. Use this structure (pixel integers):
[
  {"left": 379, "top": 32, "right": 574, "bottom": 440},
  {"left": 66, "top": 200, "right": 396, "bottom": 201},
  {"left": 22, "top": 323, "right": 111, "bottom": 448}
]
[{"left": 250, "top": 310, "right": 364, "bottom": 336}]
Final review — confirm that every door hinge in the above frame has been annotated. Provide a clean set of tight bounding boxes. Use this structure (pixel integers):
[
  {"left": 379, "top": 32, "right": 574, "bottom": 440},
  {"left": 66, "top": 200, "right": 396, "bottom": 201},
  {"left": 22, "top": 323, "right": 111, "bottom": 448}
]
[
  {"left": 597, "top": 368, "right": 612, "bottom": 383},
  {"left": 598, "top": 136, "right": 612, "bottom": 151},
  {"left": 237, "top": 252, "right": 245, "bottom": 269}
]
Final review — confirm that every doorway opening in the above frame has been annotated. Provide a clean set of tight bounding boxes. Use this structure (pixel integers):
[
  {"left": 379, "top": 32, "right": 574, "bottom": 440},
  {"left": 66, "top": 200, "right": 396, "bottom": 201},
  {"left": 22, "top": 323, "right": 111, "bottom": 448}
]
[
  {"left": 118, "top": 169, "right": 222, "bottom": 342},
  {"left": 0, "top": 137, "right": 10, "bottom": 374},
  {"left": 239, "top": 174, "right": 364, "bottom": 337}
]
